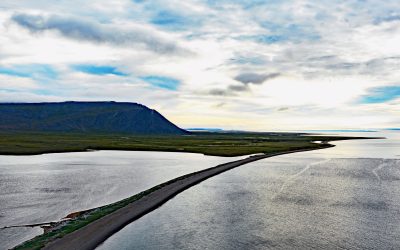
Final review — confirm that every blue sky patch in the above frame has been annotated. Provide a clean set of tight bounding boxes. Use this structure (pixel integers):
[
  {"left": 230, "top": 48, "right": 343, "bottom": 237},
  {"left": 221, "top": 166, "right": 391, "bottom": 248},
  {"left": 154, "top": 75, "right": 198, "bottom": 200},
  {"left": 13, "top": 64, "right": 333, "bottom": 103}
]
[
  {"left": 253, "top": 35, "right": 287, "bottom": 44},
  {"left": 150, "top": 10, "right": 201, "bottom": 30},
  {"left": 0, "top": 67, "right": 31, "bottom": 77},
  {"left": 243, "top": 23, "right": 321, "bottom": 44},
  {"left": 140, "top": 76, "right": 180, "bottom": 90},
  {"left": 0, "top": 64, "right": 57, "bottom": 79},
  {"left": 205, "top": 0, "right": 274, "bottom": 9},
  {"left": 73, "top": 65, "right": 127, "bottom": 76},
  {"left": 151, "top": 11, "right": 185, "bottom": 26},
  {"left": 360, "top": 86, "right": 400, "bottom": 103}
]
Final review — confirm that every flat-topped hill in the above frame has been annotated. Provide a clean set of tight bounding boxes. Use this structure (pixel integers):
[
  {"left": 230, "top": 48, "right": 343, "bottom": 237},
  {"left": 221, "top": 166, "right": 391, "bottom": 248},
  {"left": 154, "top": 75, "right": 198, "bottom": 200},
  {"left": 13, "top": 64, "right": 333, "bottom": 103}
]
[{"left": 0, "top": 101, "right": 187, "bottom": 135}]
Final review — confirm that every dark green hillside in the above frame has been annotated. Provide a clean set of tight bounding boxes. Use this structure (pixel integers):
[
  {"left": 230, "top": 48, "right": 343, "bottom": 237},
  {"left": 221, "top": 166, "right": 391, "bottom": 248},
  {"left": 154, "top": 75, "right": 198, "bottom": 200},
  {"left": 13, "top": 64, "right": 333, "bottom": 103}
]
[{"left": 0, "top": 102, "right": 186, "bottom": 135}]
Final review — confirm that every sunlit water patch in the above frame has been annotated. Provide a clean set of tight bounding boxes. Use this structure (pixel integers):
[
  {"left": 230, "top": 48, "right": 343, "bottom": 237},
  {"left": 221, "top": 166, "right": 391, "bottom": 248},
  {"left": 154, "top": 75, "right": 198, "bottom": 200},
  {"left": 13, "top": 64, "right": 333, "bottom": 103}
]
[
  {"left": 98, "top": 131, "right": 400, "bottom": 250},
  {"left": 0, "top": 151, "right": 239, "bottom": 249}
]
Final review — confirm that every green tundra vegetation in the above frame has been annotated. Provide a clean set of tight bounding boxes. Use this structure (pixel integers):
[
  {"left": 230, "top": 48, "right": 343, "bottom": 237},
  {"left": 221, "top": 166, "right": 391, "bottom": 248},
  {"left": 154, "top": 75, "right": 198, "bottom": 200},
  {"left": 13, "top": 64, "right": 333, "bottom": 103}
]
[{"left": 0, "top": 131, "right": 368, "bottom": 157}]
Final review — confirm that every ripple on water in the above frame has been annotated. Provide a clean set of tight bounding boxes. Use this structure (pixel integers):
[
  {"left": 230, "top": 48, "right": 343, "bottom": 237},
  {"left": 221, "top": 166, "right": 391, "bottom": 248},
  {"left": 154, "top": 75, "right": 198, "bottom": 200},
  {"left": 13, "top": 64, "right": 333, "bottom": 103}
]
[
  {"left": 0, "top": 151, "right": 241, "bottom": 250},
  {"left": 97, "top": 156, "right": 400, "bottom": 250}
]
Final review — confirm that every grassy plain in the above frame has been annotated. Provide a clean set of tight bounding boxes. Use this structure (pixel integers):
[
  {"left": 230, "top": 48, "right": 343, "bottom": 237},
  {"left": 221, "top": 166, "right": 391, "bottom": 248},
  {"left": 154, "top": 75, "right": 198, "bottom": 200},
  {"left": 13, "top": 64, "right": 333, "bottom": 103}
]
[{"left": 0, "top": 131, "right": 367, "bottom": 157}]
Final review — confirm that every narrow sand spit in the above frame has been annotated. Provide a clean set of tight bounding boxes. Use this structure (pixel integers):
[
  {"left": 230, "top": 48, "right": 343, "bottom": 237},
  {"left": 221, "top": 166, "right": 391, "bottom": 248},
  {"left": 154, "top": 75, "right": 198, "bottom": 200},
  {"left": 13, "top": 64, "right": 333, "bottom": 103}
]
[{"left": 43, "top": 148, "right": 328, "bottom": 250}]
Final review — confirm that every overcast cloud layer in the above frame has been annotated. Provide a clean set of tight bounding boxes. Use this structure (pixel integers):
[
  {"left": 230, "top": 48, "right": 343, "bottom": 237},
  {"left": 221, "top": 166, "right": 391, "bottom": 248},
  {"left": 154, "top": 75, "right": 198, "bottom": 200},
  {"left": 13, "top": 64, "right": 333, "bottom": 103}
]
[{"left": 0, "top": 0, "right": 399, "bottom": 130}]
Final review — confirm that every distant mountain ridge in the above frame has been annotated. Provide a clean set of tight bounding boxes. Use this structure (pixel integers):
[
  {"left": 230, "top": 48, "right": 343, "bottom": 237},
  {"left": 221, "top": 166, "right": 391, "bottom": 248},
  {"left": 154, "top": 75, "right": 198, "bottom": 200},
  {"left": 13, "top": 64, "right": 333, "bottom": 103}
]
[{"left": 0, "top": 101, "right": 187, "bottom": 135}]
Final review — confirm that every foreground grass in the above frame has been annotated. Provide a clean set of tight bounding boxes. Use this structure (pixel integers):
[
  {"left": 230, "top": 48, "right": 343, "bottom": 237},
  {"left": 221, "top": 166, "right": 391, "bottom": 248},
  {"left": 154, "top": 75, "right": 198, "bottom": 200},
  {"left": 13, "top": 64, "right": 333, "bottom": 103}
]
[{"left": 0, "top": 131, "right": 367, "bottom": 157}]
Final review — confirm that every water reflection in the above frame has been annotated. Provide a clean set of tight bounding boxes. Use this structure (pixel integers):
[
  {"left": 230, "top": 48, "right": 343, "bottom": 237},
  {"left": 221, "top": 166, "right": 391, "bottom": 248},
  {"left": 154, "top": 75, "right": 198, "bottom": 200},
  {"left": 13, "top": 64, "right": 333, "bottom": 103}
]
[
  {"left": 302, "top": 130, "right": 400, "bottom": 159},
  {"left": 0, "top": 151, "right": 239, "bottom": 250},
  {"left": 98, "top": 131, "right": 400, "bottom": 250}
]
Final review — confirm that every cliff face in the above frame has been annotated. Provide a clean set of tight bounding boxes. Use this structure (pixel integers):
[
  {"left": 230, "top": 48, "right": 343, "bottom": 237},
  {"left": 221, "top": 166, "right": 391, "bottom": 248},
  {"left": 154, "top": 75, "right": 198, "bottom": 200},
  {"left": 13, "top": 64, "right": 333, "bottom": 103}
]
[{"left": 0, "top": 102, "right": 187, "bottom": 135}]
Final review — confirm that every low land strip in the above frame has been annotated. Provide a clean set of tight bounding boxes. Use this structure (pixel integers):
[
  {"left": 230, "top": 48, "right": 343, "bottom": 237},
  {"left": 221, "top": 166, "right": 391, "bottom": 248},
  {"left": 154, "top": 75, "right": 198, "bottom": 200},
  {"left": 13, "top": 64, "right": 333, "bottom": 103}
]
[{"left": 0, "top": 131, "right": 371, "bottom": 157}]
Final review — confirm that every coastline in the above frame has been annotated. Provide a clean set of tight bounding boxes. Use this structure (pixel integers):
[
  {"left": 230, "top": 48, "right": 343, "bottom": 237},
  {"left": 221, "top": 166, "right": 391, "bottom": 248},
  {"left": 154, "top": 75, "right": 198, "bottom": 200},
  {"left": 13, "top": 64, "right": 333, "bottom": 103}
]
[
  {"left": 0, "top": 131, "right": 370, "bottom": 157},
  {"left": 14, "top": 144, "right": 333, "bottom": 250}
]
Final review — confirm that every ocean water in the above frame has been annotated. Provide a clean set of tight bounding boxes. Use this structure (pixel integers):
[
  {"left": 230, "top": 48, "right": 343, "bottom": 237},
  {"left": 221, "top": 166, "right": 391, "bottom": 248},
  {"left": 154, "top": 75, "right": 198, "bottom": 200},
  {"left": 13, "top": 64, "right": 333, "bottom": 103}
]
[
  {"left": 0, "top": 151, "right": 239, "bottom": 250},
  {"left": 98, "top": 131, "right": 400, "bottom": 250}
]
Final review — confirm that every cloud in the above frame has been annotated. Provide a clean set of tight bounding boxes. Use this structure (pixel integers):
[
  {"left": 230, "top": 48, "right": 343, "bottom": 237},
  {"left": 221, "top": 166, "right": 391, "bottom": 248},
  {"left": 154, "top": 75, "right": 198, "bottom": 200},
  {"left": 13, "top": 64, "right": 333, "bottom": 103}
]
[
  {"left": 228, "top": 53, "right": 267, "bottom": 65},
  {"left": 11, "top": 13, "right": 189, "bottom": 55},
  {"left": 234, "top": 72, "right": 280, "bottom": 84},
  {"left": 208, "top": 72, "right": 281, "bottom": 97},
  {"left": 228, "top": 84, "right": 248, "bottom": 92},
  {"left": 0, "top": 74, "right": 38, "bottom": 90},
  {"left": 374, "top": 14, "right": 400, "bottom": 25},
  {"left": 278, "top": 107, "right": 289, "bottom": 111},
  {"left": 307, "top": 55, "right": 337, "bottom": 62},
  {"left": 1, "top": 0, "right": 400, "bottom": 130},
  {"left": 238, "top": 32, "right": 320, "bottom": 44},
  {"left": 209, "top": 89, "right": 229, "bottom": 96},
  {"left": 208, "top": 84, "right": 249, "bottom": 96}
]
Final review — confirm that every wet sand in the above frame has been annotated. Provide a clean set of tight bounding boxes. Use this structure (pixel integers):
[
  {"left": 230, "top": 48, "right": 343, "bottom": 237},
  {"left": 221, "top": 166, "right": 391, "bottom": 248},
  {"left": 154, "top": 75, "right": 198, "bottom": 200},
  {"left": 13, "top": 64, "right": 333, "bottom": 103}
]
[{"left": 42, "top": 147, "right": 329, "bottom": 250}]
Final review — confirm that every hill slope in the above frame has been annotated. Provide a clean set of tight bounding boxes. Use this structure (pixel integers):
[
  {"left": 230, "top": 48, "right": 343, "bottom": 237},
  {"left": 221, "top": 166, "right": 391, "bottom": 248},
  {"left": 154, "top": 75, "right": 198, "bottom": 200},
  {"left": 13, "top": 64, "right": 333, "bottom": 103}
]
[{"left": 0, "top": 102, "right": 187, "bottom": 135}]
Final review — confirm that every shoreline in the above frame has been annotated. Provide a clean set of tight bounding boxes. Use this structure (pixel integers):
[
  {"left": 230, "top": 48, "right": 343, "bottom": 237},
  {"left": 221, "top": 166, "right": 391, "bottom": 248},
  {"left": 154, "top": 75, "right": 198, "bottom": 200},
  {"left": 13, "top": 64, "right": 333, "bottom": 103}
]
[
  {"left": 0, "top": 131, "right": 373, "bottom": 157},
  {"left": 0, "top": 137, "right": 380, "bottom": 157},
  {"left": 15, "top": 145, "right": 333, "bottom": 250}
]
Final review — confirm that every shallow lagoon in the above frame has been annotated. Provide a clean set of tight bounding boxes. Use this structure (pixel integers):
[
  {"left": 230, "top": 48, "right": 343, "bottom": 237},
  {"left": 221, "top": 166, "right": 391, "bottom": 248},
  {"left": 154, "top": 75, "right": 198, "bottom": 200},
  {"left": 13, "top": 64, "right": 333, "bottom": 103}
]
[{"left": 0, "top": 151, "right": 240, "bottom": 249}]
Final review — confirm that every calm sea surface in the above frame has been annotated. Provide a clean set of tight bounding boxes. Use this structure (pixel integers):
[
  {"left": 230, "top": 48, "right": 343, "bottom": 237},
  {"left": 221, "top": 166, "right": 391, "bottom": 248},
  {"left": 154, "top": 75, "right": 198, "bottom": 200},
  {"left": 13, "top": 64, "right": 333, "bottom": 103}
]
[
  {"left": 0, "top": 151, "right": 240, "bottom": 249},
  {"left": 97, "top": 131, "right": 400, "bottom": 250}
]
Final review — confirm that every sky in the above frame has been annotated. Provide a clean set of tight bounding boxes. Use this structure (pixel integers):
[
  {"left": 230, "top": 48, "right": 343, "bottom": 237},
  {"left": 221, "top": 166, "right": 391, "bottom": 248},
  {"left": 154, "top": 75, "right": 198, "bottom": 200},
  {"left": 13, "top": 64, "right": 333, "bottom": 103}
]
[{"left": 0, "top": 0, "right": 399, "bottom": 131}]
